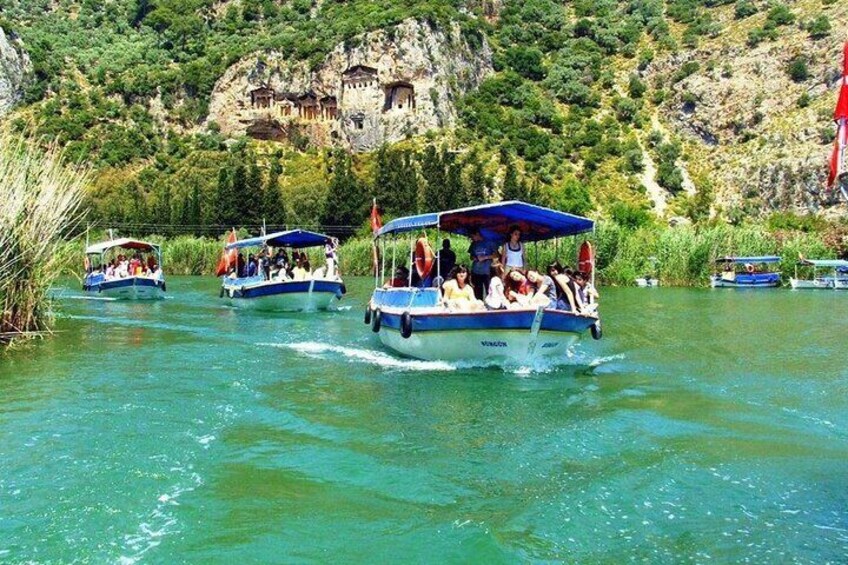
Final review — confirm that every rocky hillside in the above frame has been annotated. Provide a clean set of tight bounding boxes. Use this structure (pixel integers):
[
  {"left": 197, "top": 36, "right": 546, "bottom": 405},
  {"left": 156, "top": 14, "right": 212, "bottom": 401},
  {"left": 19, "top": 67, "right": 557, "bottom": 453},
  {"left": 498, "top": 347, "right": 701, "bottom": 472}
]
[
  {"left": 0, "top": 26, "right": 30, "bottom": 117},
  {"left": 644, "top": 0, "right": 848, "bottom": 217},
  {"left": 208, "top": 19, "right": 492, "bottom": 152},
  {"left": 0, "top": 0, "right": 846, "bottom": 231}
]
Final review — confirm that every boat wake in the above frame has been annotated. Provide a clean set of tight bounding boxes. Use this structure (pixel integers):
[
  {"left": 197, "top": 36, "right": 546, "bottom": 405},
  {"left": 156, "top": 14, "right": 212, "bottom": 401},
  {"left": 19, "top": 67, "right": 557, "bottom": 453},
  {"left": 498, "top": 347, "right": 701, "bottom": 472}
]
[
  {"left": 58, "top": 294, "right": 118, "bottom": 302},
  {"left": 261, "top": 341, "right": 458, "bottom": 372}
]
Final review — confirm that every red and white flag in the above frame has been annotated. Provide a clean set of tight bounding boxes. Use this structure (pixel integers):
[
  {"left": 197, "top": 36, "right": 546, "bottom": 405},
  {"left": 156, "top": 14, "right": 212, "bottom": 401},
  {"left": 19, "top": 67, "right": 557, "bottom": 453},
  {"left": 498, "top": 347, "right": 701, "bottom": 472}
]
[
  {"left": 369, "top": 198, "right": 382, "bottom": 234},
  {"left": 215, "top": 228, "right": 238, "bottom": 276},
  {"left": 828, "top": 42, "right": 848, "bottom": 191}
]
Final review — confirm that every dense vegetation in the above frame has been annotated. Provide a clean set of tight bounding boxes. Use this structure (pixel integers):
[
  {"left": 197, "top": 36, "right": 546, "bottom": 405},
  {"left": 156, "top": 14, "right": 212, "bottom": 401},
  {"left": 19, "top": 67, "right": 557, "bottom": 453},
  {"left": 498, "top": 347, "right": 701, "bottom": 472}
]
[
  {"left": 2, "top": 0, "right": 844, "bottom": 274},
  {"left": 0, "top": 131, "right": 86, "bottom": 342}
]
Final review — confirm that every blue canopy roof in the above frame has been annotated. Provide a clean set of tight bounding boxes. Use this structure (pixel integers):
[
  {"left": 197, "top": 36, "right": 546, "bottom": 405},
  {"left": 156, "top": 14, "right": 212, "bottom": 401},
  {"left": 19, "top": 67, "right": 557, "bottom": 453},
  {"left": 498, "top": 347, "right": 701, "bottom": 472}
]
[
  {"left": 799, "top": 259, "right": 848, "bottom": 268},
  {"left": 375, "top": 201, "right": 594, "bottom": 242},
  {"left": 716, "top": 256, "right": 781, "bottom": 264},
  {"left": 226, "top": 229, "right": 330, "bottom": 250}
]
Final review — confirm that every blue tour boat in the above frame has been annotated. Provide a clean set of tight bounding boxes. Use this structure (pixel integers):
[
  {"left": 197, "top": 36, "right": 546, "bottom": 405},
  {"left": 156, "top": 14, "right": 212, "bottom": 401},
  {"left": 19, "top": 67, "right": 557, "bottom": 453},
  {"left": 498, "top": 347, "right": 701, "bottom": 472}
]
[
  {"left": 220, "top": 229, "right": 345, "bottom": 312},
  {"left": 83, "top": 238, "right": 166, "bottom": 300},
  {"left": 710, "top": 256, "right": 781, "bottom": 288},
  {"left": 790, "top": 259, "right": 848, "bottom": 290},
  {"left": 366, "top": 201, "right": 602, "bottom": 364}
]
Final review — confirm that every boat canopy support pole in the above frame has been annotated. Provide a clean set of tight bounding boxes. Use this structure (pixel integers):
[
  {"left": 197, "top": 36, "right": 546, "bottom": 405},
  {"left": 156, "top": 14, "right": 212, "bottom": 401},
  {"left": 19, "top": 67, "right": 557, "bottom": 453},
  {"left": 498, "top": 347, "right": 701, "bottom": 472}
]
[{"left": 408, "top": 237, "right": 414, "bottom": 287}]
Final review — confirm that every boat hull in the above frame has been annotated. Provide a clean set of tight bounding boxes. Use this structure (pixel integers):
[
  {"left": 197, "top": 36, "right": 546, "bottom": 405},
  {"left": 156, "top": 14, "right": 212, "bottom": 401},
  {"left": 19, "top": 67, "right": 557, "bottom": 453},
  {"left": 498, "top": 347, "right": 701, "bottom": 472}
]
[
  {"left": 222, "top": 279, "right": 344, "bottom": 312},
  {"left": 84, "top": 276, "right": 165, "bottom": 300},
  {"left": 379, "top": 326, "right": 579, "bottom": 363},
  {"left": 709, "top": 274, "right": 780, "bottom": 288},
  {"left": 370, "top": 295, "right": 598, "bottom": 364},
  {"left": 790, "top": 277, "right": 848, "bottom": 290},
  {"left": 635, "top": 278, "right": 659, "bottom": 287},
  {"left": 790, "top": 277, "right": 833, "bottom": 290}
]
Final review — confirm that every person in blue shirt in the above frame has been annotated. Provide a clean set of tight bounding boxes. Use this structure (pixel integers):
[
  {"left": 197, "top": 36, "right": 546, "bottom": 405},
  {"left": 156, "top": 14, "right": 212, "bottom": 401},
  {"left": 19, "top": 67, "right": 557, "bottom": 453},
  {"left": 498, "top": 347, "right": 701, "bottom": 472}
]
[
  {"left": 467, "top": 228, "right": 499, "bottom": 300},
  {"left": 246, "top": 254, "right": 257, "bottom": 277}
]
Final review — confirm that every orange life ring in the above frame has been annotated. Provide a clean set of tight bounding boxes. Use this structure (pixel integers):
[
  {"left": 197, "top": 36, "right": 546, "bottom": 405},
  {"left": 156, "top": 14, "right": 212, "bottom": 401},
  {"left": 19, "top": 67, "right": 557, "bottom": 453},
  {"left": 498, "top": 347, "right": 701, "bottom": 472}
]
[
  {"left": 745, "top": 263, "right": 754, "bottom": 273},
  {"left": 578, "top": 241, "right": 594, "bottom": 275},
  {"left": 415, "top": 238, "right": 434, "bottom": 279}
]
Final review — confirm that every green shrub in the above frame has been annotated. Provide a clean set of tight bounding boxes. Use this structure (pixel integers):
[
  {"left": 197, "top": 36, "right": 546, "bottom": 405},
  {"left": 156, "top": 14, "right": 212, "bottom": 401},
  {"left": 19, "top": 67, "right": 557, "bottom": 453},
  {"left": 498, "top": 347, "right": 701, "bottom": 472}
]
[{"left": 787, "top": 57, "right": 809, "bottom": 82}]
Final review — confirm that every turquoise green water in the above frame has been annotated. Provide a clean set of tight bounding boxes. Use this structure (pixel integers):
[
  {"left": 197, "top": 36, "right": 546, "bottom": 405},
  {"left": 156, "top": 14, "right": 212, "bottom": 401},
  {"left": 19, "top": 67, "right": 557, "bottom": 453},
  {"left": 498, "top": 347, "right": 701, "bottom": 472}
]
[{"left": 1, "top": 277, "right": 847, "bottom": 563}]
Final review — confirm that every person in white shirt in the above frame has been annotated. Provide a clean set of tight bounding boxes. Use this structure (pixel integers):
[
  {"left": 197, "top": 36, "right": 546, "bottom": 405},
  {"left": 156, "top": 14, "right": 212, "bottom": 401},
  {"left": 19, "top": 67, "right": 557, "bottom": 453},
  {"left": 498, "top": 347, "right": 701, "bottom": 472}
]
[{"left": 501, "top": 225, "right": 526, "bottom": 271}]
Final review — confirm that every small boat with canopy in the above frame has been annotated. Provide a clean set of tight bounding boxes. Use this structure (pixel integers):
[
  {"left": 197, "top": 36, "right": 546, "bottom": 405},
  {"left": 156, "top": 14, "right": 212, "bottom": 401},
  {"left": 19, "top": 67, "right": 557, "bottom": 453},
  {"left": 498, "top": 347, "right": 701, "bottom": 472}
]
[
  {"left": 83, "top": 238, "right": 165, "bottom": 299},
  {"left": 220, "top": 229, "right": 345, "bottom": 311},
  {"left": 710, "top": 256, "right": 781, "bottom": 288},
  {"left": 789, "top": 259, "right": 848, "bottom": 290},
  {"left": 365, "top": 201, "right": 602, "bottom": 364}
]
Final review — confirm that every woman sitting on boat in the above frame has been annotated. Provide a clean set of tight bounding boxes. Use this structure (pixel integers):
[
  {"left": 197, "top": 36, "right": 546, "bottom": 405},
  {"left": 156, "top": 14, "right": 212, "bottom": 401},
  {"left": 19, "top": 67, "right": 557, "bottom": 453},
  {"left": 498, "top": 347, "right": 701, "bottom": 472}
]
[
  {"left": 485, "top": 261, "right": 509, "bottom": 310},
  {"left": 292, "top": 258, "right": 311, "bottom": 281},
  {"left": 547, "top": 263, "right": 578, "bottom": 312},
  {"left": 505, "top": 269, "right": 534, "bottom": 308},
  {"left": 442, "top": 265, "right": 484, "bottom": 312},
  {"left": 384, "top": 266, "right": 410, "bottom": 289},
  {"left": 526, "top": 270, "right": 558, "bottom": 309}
]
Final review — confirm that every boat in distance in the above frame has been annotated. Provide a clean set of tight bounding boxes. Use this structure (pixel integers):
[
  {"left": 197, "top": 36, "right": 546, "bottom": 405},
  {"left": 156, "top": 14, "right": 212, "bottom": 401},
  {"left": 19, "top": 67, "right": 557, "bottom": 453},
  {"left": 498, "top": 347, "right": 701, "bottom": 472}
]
[
  {"left": 82, "top": 238, "right": 166, "bottom": 300},
  {"left": 366, "top": 201, "right": 601, "bottom": 365},
  {"left": 710, "top": 256, "right": 781, "bottom": 288},
  {"left": 789, "top": 259, "right": 848, "bottom": 290},
  {"left": 220, "top": 229, "right": 345, "bottom": 312}
]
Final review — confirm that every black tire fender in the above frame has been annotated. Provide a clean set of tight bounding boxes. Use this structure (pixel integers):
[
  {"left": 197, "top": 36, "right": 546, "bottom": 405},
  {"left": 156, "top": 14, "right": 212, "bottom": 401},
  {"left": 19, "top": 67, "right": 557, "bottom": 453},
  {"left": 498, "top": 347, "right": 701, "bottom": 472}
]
[
  {"left": 400, "top": 312, "right": 413, "bottom": 339},
  {"left": 371, "top": 309, "right": 382, "bottom": 333},
  {"left": 340, "top": 284, "right": 347, "bottom": 295},
  {"left": 219, "top": 287, "right": 225, "bottom": 298},
  {"left": 364, "top": 305, "right": 372, "bottom": 325},
  {"left": 161, "top": 282, "right": 166, "bottom": 292},
  {"left": 591, "top": 321, "right": 602, "bottom": 340}
]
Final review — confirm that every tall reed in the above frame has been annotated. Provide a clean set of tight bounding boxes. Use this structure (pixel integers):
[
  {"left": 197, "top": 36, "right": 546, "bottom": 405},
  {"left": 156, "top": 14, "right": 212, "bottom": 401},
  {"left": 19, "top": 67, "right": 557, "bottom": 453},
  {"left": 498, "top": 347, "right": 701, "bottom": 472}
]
[{"left": 0, "top": 131, "right": 87, "bottom": 341}]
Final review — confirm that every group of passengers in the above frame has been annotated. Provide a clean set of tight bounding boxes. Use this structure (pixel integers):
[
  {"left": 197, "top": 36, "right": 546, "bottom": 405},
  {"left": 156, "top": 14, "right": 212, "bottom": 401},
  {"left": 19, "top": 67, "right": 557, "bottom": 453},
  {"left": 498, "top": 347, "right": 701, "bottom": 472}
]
[
  {"left": 90, "top": 253, "right": 162, "bottom": 280},
  {"left": 227, "top": 238, "right": 340, "bottom": 283},
  {"left": 385, "top": 225, "right": 598, "bottom": 316}
]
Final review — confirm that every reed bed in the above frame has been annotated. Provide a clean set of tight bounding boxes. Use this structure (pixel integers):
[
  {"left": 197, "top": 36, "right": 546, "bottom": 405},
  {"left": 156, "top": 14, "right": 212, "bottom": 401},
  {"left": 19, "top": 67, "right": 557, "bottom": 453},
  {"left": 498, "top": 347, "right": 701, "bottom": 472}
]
[
  {"left": 58, "top": 224, "right": 833, "bottom": 286},
  {"left": 0, "top": 131, "right": 87, "bottom": 342}
]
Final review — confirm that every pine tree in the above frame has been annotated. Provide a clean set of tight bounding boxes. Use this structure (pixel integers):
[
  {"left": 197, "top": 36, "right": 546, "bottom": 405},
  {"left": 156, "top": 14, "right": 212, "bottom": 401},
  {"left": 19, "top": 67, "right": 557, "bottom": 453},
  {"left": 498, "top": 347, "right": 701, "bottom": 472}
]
[
  {"left": 322, "top": 150, "right": 367, "bottom": 231},
  {"left": 500, "top": 154, "right": 525, "bottom": 201},
  {"left": 188, "top": 185, "right": 202, "bottom": 235},
  {"left": 420, "top": 145, "right": 448, "bottom": 210},
  {"left": 373, "top": 145, "right": 420, "bottom": 216},
  {"left": 444, "top": 151, "right": 463, "bottom": 210},
  {"left": 463, "top": 150, "right": 489, "bottom": 206},
  {"left": 262, "top": 159, "right": 286, "bottom": 228},
  {"left": 215, "top": 167, "right": 240, "bottom": 228},
  {"left": 243, "top": 155, "right": 263, "bottom": 227}
]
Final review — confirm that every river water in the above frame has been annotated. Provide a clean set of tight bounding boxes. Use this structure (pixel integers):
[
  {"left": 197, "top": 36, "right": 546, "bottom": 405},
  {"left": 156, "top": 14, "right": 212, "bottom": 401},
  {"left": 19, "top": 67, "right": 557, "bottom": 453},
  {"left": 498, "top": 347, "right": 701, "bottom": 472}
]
[{"left": 0, "top": 277, "right": 846, "bottom": 563}]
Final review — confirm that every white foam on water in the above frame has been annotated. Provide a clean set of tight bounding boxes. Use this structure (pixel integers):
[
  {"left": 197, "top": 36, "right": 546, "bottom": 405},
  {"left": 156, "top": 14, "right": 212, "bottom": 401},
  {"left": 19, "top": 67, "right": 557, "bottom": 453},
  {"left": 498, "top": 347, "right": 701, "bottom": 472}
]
[
  {"left": 118, "top": 472, "right": 203, "bottom": 563},
  {"left": 63, "top": 295, "right": 118, "bottom": 302},
  {"left": 261, "top": 341, "right": 457, "bottom": 372}
]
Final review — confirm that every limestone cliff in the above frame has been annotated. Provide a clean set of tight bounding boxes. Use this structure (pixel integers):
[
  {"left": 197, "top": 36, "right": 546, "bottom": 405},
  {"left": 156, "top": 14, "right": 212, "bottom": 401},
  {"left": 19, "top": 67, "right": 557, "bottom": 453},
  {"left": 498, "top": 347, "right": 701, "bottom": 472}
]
[
  {"left": 207, "top": 19, "right": 492, "bottom": 152},
  {"left": 0, "top": 27, "right": 30, "bottom": 118},
  {"left": 645, "top": 2, "right": 848, "bottom": 215}
]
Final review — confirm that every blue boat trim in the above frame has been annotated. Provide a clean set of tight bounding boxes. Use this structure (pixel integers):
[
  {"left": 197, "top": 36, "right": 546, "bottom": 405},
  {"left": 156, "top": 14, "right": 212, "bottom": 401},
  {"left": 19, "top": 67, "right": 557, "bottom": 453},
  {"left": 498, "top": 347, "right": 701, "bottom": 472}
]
[
  {"left": 83, "top": 275, "right": 165, "bottom": 293},
  {"left": 223, "top": 279, "right": 345, "bottom": 299},
  {"left": 716, "top": 255, "right": 781, "bottom": 264},
  {"left": 378, "top": 308, "right": 596, "bottom": 334}
]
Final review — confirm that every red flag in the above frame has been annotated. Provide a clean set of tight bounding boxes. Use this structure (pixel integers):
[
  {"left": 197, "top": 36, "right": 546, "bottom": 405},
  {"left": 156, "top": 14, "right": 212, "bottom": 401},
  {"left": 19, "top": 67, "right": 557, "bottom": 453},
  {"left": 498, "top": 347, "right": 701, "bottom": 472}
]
[
  {"left": 215, "top": 229, "right": 238, "bottom": 276},
  {"left": 369, "top": 199, "right": 382, "bottom": 234},
  {"left": 835, "top": 42, "right": 848, "bottom": 120},
  {"left": 828, "top": 42, "right": 848, "bottom": 188}
]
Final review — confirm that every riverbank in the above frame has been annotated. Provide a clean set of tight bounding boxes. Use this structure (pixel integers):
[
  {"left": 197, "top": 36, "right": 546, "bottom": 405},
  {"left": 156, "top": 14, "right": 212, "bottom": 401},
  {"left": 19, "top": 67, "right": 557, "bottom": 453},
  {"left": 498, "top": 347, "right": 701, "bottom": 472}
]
[
  {"left": 61, "top": 221, "right": 842, "bottom": 287},
  {"left": 0, "top": 132, "right": 86, "bottom": 343}
]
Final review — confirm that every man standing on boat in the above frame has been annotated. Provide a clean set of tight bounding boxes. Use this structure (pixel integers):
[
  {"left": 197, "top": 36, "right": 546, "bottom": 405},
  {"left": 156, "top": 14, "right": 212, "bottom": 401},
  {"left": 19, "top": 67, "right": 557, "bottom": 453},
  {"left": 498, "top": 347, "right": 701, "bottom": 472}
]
[{"left": 468, "top": 228, "right": 498, "bottom": 301}]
